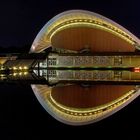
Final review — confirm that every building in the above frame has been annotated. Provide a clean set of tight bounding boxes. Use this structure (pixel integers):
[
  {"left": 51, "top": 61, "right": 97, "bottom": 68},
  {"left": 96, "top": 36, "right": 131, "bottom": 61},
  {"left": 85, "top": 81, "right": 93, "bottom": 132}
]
[{"left": 1, "top": 10, "right": 140, "bottom": 125}]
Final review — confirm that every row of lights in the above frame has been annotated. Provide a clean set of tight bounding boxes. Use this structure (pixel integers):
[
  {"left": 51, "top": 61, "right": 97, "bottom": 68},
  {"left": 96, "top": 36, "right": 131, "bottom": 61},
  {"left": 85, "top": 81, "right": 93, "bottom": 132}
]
[
  {"left": 0, "top": 66, "right": 28, "bottom": 71},
  {"left": 48, "top": 89, "right": 135, "bottom": 117},
  {"left": 13, "top": 71, "right": 28, "bottom": 76},
  {"left": 48, "top": 18, "right": 135, "bottom": 45},
  {"left": 12, "top": 66, "right": 28, "bottom": 70},
  {"left": 33, "top": 16, "right": 135, "bottom": 53}
]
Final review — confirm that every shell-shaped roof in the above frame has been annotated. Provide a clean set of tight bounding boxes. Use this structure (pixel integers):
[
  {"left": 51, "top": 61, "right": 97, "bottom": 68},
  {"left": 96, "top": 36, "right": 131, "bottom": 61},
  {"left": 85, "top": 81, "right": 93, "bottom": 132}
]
[{"left": 30, "top": 10, "right": 140, "bottom": 53}]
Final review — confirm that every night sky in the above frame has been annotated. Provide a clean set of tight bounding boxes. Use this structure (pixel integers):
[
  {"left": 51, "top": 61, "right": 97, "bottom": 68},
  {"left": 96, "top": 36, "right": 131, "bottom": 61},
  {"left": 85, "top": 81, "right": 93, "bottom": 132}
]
[{"left": 0, "top": 0, "right": 140, "bottom": 139}]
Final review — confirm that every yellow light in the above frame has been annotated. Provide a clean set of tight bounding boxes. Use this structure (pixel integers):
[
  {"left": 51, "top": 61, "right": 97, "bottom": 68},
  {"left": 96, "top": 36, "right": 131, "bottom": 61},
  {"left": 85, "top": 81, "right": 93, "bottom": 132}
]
[
  {"left": 49, "top": 22, "right": 134, "bottom": 45},
  {"left": 0, "top": 74, "right": 5, "bottom": 77},
  {"left": 19, "top": 67, "right": 22, "bottom": 70},
  {"left": 23, "top": 66, "right": 28, "bottom": 70},
  {"left": 19, "top": 72, "right": 22, "bottom": 75},
  {"left": 13, "top": 73, "right": 17, "bottom": 76},
  {"left": 13, "top": 67, "right": 17, "bottom": 70},
  {"left": 48, "top": 89, "right": 135, "bottom": 117},
  {"left": 24, "top": 72, "right": 28, "bottom": 75}
]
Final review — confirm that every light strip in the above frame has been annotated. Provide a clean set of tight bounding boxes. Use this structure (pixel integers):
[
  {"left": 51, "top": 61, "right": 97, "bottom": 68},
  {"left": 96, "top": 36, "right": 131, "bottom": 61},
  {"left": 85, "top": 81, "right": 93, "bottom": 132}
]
[
  {"left": 48, "top": 89, "right": 135, "bottom": 115},
  {"left": 49, "top": 22, "right": 134, "bottom": 45}
]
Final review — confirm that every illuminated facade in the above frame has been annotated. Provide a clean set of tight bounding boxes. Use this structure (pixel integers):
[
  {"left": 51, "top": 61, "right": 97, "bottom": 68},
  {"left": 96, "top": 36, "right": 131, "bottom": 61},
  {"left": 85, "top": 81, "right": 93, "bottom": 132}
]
[
  {"left": 30, "top": 10, "right": 140, "bottom": 125},
  {"left": 1, "top": 10, "right": 140, "bottom": 125}
]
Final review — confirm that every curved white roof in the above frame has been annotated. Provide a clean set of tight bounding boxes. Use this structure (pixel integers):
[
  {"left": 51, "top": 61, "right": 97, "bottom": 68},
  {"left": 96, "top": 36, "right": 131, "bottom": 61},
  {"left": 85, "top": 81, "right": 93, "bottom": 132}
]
[{"left": 30, "top": 10, "right": 140, "bottom": 53}]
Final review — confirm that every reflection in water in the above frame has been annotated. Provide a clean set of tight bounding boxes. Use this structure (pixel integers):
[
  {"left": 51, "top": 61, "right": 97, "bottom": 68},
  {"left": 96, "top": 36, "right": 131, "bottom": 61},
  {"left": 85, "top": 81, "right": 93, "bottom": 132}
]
[
  {"left": 1, "top": 52, "right": 140, "bottom": 85},
  {"left": 1, "top": 62, "right": 140, "bottom": 85}
]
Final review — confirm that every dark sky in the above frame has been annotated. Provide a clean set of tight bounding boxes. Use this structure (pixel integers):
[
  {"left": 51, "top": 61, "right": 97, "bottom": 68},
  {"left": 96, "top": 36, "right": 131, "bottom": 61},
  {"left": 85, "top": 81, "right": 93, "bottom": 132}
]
[
  {"left": 0, "top": 0, "right": 140, "bottom": 139},
  {"left": 0, "top": 0, "right": 140, "bottom": 48}
]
